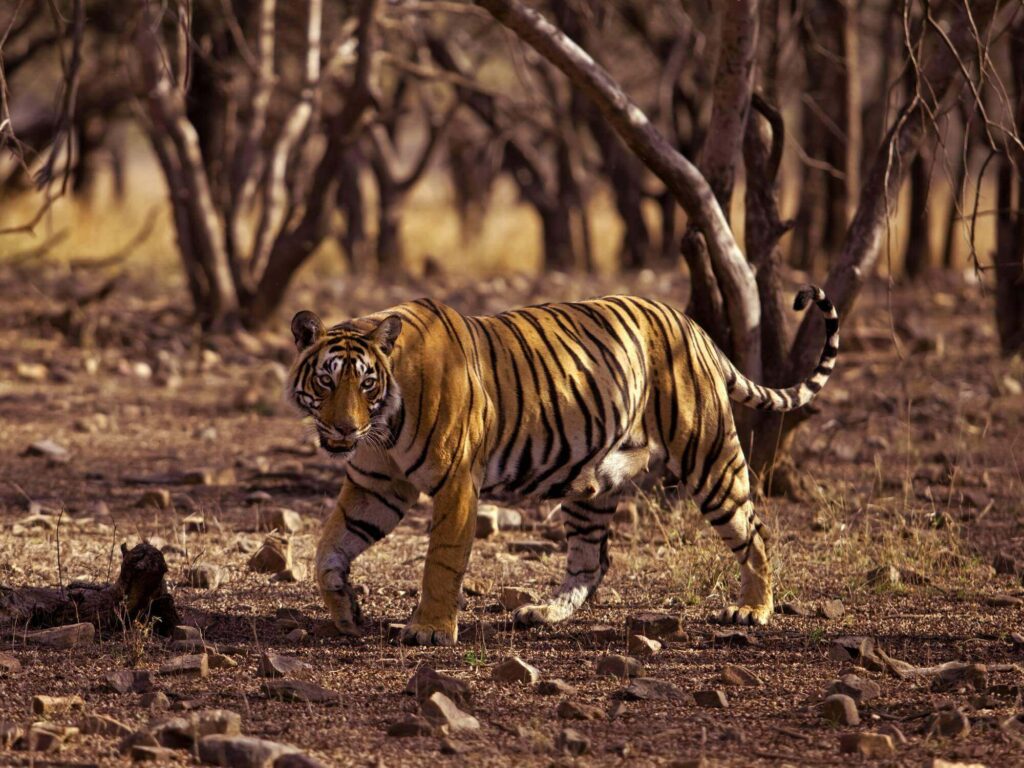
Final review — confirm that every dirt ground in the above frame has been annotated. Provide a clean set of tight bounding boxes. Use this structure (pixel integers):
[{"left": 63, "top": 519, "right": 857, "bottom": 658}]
[{"left": 0, "top": 262, "right": 1022, "bottom": 767}]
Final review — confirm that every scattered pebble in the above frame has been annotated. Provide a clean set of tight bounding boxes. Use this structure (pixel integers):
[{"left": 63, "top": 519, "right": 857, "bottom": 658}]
[
  {"left": 556, "top": 699, "right": 603, "bottom": 720},
  {"left": 821, "top": 694, "right": 859, "bottom": 725},
  {"left": 491, "top": 657, "right": 541, "bottom": 684},
  {"left": 595, "top": 654, "right": 643, "bottom": 679},
  {"left": 159, "top": 654, "right": 209, "bottom": 679},
  {"left": 839, "top": 732, "right": 894, "bottom": 757},
  {"left": 720, "top": 664, "right": 762, "bottom": 686},
  {"left": 420, "top": 692, "right": 480, "bottom": 734},
  {"left": 258, "top": 652, "right": 312, "bottom": 679},
  {"left": 693, "top": 689, "right": 728, "bottom": 708},
  {"left": 261, "top": 679, "right": 340, "bottom": 704},
  {"left": 555, "top": 727, "right": 590, "bottom": 756},
  {"left": 627, "top": 634, "right": 662, "bottom": 656}
]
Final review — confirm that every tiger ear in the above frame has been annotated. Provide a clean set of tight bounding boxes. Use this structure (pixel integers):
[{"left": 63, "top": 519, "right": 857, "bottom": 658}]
[
  {"left": 291, "top": 310, "right": 325, "bottom": 351},
  {"left": 368, "top": 315, "right": 402, "bottom": 356}
]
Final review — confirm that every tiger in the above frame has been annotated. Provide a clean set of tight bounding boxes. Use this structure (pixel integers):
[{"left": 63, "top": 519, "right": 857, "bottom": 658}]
[{"left": 285, "top": 286, "right": 839, "bottom": 646}]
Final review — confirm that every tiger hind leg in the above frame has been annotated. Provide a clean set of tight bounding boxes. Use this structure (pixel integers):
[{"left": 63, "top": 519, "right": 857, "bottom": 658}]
[
  {"left": 689, "top": 434, "right": 773, "bottom": 626},
  {"left": 513, "top": 497, "right": 614, "bottom": 627}
]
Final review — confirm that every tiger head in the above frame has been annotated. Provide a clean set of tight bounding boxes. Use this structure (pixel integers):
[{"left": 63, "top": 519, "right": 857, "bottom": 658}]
[{"left": 286, "top": 310, "right": 403, "bottom": 457}]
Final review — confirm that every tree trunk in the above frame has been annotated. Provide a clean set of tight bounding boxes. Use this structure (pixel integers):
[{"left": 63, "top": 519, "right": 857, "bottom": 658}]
[{"left": 903, "top": 149, "right": 931, "bottom": 280}]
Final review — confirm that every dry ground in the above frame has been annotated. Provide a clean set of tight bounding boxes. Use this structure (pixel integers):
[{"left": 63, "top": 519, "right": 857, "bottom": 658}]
[{"left": 0, "top": 263, "right": 1022, "bottom": 767}]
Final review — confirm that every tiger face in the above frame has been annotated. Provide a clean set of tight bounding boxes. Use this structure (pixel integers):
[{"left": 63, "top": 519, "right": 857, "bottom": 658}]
[{"left": 286, "top": 310, "right": 403, "bottom": 457}]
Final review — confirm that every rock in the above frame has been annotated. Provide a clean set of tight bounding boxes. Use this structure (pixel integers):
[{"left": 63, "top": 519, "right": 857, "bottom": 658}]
[
  {"left": 507, "top": 540, "right": 558, "bottom": 556},
  {"left": 191, "top": 709, "right": 242, "bottom": 738},
  {"left": 827, "top": 674, "right": 881, "bottom": 703},
  {"left": 818, "top": 599, "right": 845, "bottom": 619},
  {"left": 581, "top": 624, "right": 620, "bottom": 644},
  {"left": 24, "top": 440, "right": 69, "bottom": 460},
  {"left": 475, "top": 508, "right": 499, "bottom": 538},
  {"left": 829, "top": 636, "right": 875, "bottom": 664},
  {"left": 720, "top": 664, "right": 762, "bottom": 686},
  {"left": 15, "top": 722, "right": 77, "bottom": 752},
  {"left": 258, "top": 508, "right": 304, "bottom": 534},
  {"left": 839, "top": 732, "right": 895, "bottom": 757},
  {"left": 627, "top": 634, "right": 662, "bottom": 656},
  {"left": 556, "top": 699, "right": 603, "bottom": 720},
  {"left": 439, "top": 737, "right": 461, "bottom": 755},
  {"left": 778, "top": 601, "right": 815, "bottom": 616},
  {"left": 173, "top": 625, "right": 202, "bottom": 642},
  {"left": 248, "top": 534, "right": 291, "bottom": 574},
  {"left": 555, "top": 728, "right": 590, "bottom": 756},
  {"left": 387, "top": 715, "right": 434, "bottom": 738},
  {"left": 405, "top": 666, "right": 472, "bottom": 708},
  {"left": 131, "top": 745, "right": 178, "bottom": 762},
  {"left": 275, "top": 754, "right": 328, "bottom": 768},
  {"left": 272, "top": 565, "right": 306, "bottom": 583},
  {"left": 595, "top": 654, "right": 643, "bottom": 679},
  {"left": 285, "top": 628, "right": 308, "bottom": 643},
  {"left": 23, "top": 622, "right": 94, "bottom": 648},
  {"left": 171, "top": 639, "right": 215, "bottom": 654},
  {"left": 933, "top": 662, "right": 987, "bottom": 692},
  {"left": 693, "top": 689, "right": 728, "bottom": 708},
  {"left": 32, "top": 694, "right": 85, "bottom": 716},
  {"left": 626, "top": 612, "right": 681, "bottom": 638},
  {"left": 198, "top": 735, "right": 300, "bottom": 767},
  {"left": 932, "top": 761, "right": 986, "bottom": 768},
  {"left": 929, "top": 708, "right": 971, "bottom": 739},
  {"left": 261, "top": 679, "right": 340, "bottom": 704},
  {"left": 0, "top": 652, "right": 23, "bottom": 676},
  {"left": 821, "top": 694, "right": 859, "bottom": 725},
  {"left": 710, "top": 630, "right": 757, "bottom": 646},
  {"left": 987, "top": 594, "right": 1023, "bottom": 607},
  {"left": 105, "top": 669, "right": 155, "bottom": 694},
  {"left": 81, "top": 714, "right": 133, "bottom": 738},
  {"left": 420, "top": 692, "right": 480, "bottom": 734},
  {"left": 138, "top": 489, "right": 172, "bottom": 510},
  {"left": 535, "top": 679, "right": 577, "bottom": 696},
  {"left": 491, "top": 657, "right": 541, "bottom": 684},
  {"left": 258, "top": 652, "right": 312, "bottom": 679},
  {"left": 865, "top": 565, "right": 901, "bottom": 587},
  {"left": 498, "top": 587, "right": 537, "bottom": 611},
  {"left": 186, "top": 563, "right": 222, "bottom": 589},
  {"left": 141, "top": 692, "right": 171, "bottom": 711},
  {"left": 159, "top": 653, "right": 209, "bottom": 679},
  {"left": 0, "top": 722, "right": 23, "bottom": 748},
  {"left": 616, "top": 677, "right": 689, "bottom": 702},
  {"left": 17, "top": 362, "right": 48, "bottom": 381}
]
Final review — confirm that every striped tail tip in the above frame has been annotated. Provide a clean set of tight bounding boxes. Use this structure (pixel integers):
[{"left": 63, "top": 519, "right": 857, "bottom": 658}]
[{"left": 793, "top": 285, "right": 821, "bottom": 312}]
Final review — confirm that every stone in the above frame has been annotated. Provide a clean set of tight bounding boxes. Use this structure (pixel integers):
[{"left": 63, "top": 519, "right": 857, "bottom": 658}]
[
  {"left": 0, "top": 722, "right": 23, "bottom": 748},
  {"left": 285, "top": 628, "right": 308, "bottom": 643},
  {"left": 23, "top": 622, "right": 94, "bottom": 648},
  {"left": 829, "top": 636, "right": 875, "bottom": 663},
  {"left": 929, "top": 708, "right": 971, "bottom": 739},
  {"left": 535, "top": 679, "right": 577, "bottom": 696},
  {"left": 249, "top": 534, "right": 291, "bottom": 574},
  {"left": 104, "top": 669, "right": 155, "bottom": 694},
  {"left": 987, "top": 594, "right": 1023, "bottom": 607},
  {"left": 32, "top": 694, "right": 85, "bottom": 716},
  {"left": 616, "top": 677, "right": 689, "bottom": 702},
  {"left": 865, "top": 564, "right": 901, "bottom": 587},
  {"left": 475, "top": 508, "right": 499, "bottom": 538},
  {"left": 173, "top": 625, "right": 202, "bottom": 642},
  {"left": 261, "top": 679, "right": 340, "bottom": 704},
  {"left": 626, "top": 612, "right": 682, "bottom": 638},
  {"left": 275, "top": 755, "right": 328, "bottom": 768},
  {"left": 582, "top": 624, "right": 620, "bottom": 644},
  {"left": 827, "top": 674, "right": 881, "bottom": 704},
  {"left": 138, "top": 489, "right": 172, "bottom": 510},
  {"left": 15, "top": 722, "right": 77, "bottom": 752},
  {"left": 555, "top": 728, "right": 590, "bottom": 757},
  {"left": 132, "top": 745, "right": 177, "bottom": 762},
  {"left": 498, "top": 587, "right": 537, "bottom": 611},
  {"left": 209, "top": 653, "right": 238, "bottom": 669},
  {"left": 186, "top": 563, "right": 222, "bottom": 589},
  {"left": 387, "top": 715, "right": 434, "bottom": 738},
  {"left": 24, "top": 439, "right": 69, "bottom": 460},
  {"left": 556, "top": 699, "right": 603, "bottom": 720},
  {"left": 17, "top": 362, "right": 48, "bottom": 381},
  {"left": 405, "top": 666, "right": 472, "bottom": 708},
  {"left": 439, "top": 738, "right": 461, "bottom": 755},
  {"left": 818, "top": 599, "right": 845, "bottom": 619},
  {"left": 932, "top": 761, "right": 986, "bottom": 768},
  {"left": 627, "top": 635, "right": 662, "bottom": 656},
  {"left": 720, "top": 664, "right": 762, "bottom": 686},
  {"left": 491, "top": 657, "right": 541, "bottom": 684},
  {"left": 710, "top": 630, "right": 757, "bottom": 646},
  {"left": 258, "top": 508, "right": 303, "bottom": 534},
  {"left": 198, "top": 735, "right": 300, "bottom": 767},
  {"left": 272, "top": 565, "right": 305, "bottom": 583},
  {"left": 839, "top": 732, "right": 895, "bottom": 757},
  {"left": 420, "top": 692, "right": 480, "bottom": 734},
  {"left": 932, "top": 662, "right": 987, "bottom": 692},
  {"left": 0, "top": 652, "right": 22, "bottom": 676},
  {"left": 81, "top": 714, "right": 134, "bottom": 738},
  {"left": 159, "top": 653, "right": 209, "bottom": 679},
  {"left": 141, "top": 691, "right": 171, "bottom": 710},
  {"left": 693, "top": 689, "right": 728, "bottom": 708},
  {"left": 595, "top": 654, "right": 643, "bottom": 678},
  {"left": 507, "top": 539, "right": 559, "bottom": 556},
  {"left": 821, "top": 694, "right": 859, "bottom": 725},
  {"left": 258, "top": 652, "right": 312, "bottom": 679}
]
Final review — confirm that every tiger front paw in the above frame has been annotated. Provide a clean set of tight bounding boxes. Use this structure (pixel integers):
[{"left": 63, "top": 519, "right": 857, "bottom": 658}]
[
  {"left": 400, "top": 620, "right": 457, "bottom": 646},
  {"left": 714, "top": 603, "right": 772, "bottom": 626},
  {"left": 512, "top": 603, "right": 571, "bottom": 627},
  {"left": 318, "top": 568, "right": 364, "bottom": 636}
]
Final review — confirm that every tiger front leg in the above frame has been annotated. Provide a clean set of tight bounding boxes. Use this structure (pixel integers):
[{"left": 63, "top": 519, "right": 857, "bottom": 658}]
[
  {"left": 401, "top": 475, "right": 477, "bottom": 646},
  {"left": 514, "top": 498, "right": 613, "bottom": 627},
  {"left": 316, "top": 469, "right": 416, "bottom": 635}
]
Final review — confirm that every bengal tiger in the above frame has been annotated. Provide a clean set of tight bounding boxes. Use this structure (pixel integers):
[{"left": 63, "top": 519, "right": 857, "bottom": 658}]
[{"left": 285, "top": 287, "right": 839, "bottom": 645}]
